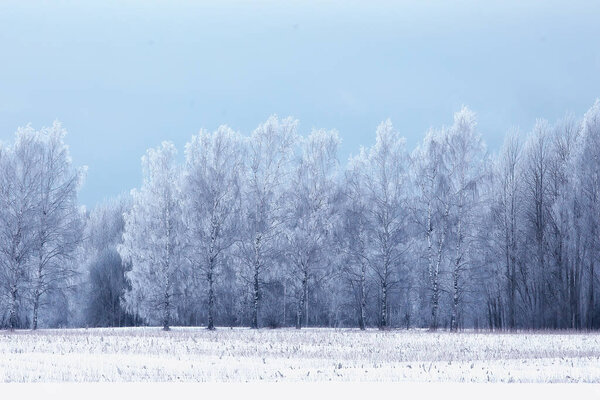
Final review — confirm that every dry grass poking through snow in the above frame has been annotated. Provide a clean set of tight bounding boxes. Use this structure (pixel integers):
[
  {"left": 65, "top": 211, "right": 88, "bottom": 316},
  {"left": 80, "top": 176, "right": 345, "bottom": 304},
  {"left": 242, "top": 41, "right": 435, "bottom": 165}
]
[{"left": 0, "top": 327, "right": 599, "bottom": 382}]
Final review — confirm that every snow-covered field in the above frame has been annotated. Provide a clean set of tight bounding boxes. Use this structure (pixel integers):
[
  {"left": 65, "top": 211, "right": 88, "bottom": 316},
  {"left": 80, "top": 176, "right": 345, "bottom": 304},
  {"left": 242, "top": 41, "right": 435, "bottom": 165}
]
[{"left": 1, "top": 327, "right": 599, "bottom": 382}]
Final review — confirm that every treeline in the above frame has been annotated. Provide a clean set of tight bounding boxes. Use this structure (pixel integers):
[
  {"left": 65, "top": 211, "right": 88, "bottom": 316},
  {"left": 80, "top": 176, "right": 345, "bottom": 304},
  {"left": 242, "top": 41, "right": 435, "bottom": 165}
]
[{"left": 1, "top": 101, "right": 599, "bottom": 331}]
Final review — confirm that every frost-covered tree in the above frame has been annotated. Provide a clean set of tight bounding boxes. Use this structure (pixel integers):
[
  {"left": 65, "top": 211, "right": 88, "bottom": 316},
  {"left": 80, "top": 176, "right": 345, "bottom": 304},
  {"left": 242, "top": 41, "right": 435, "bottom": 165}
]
[
  {"left": 442, "top": 107, "right": 487, "bottom": 331},
  {"left": 4, "top": 102, "right": 600, "bottom": 331},
  {"left": 182, "top": 126, "right": 244, "bottom": 330},
  {"left": 520, "top": 121, "right": 554, "bottom": 328},
  {"left": 120, "top": 142, "right": 185, "bottom": 331},
  {"left": 239, "top": 116, "right": 297, "bottom": 328},
  {"left": 411, "top": 128, "right": 450, "bottom": 330},
  {"left": 352, "top": 120, "right": 410, "bottom": 329},
  {"left": 544, "top": 116, "right": 580, "bottom": 328},
  {"left": 552, "top": 119, "right": 586, "bottom": 329},
  {"left": 0, "top": 123, "right": 85, "bottom": 329},
  {"left": 573, "top": 100, "right": 600, "bottom": 329},
  {"left": 29, "top": 122, "right": 85, "bottom": 330},
  {"left": 283, "top": 129, "right": 340, "bottom": 329},
  {"left": 480, "top": 102, "right": 600, "bottom": 330},
  {"left": 337, "top": 155, "right": 373, "bottom": 329},
  {"left": 83, "top": 196, "right": 134, "bottom": 327},
  {"left": 488, "top": 130, "right": 523, "bottom": 330},
  {"left": 0, "top": 128, "right": 41, "bottom": 329}
]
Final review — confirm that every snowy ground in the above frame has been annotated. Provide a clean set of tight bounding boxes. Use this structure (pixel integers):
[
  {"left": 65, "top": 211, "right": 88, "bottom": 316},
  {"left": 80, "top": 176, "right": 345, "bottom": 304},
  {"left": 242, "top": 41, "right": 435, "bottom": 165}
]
[{"left": 0, "top": 327, "right": 599, "bottom": 382}]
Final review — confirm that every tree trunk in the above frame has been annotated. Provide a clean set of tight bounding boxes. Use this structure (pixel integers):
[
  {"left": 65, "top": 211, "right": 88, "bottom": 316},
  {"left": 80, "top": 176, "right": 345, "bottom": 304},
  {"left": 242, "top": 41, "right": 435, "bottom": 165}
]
[
  {"left": 428, "top": 203, "right": 447, "bottom": 331},
  {"left": 296, "top": 267, "right": 308, "bottom": 329},
  {"left": 451, "top": 205, "right": 463, "bottom": 333},
  {"left": 32, "top": 290, "right": 40, "bottom": 330},
  {"left": 207, "top": 261, "right": 215, "bottom": 330},
  {"left": 380, "top": 280, "right": 388, "bottom": 329},
  {"left": 508, "top": 168, "right": 518, "bottom": 331},
  {"left": 507, "top": 226, "right": 517, "bottom": 330},
  {"left": 451, "top": 213, "right": 462, "bottom": 332},
  {"left": 252, "top": 265, "right": 259, "bottom": 329},
  {"left": 509, "top": 259, "right": 516, "bottom": 330},
  {"left": 589, "top": 260, "right": 595, "bottom": 329},
  {"left": 451, "top": 265, "right": 459, "bottom": 332},
  {"left": 251, "top": 236, "right": 261, "bottom": 329},
  {"left": 431, "top": 227, "right": 444, "bottom": 331},
  {"left": 283, "top": 281, "right": 286, "bottom": 327},
  {"left": 32, "top": 261, "right": 43, "bottom": 330},
  {"left": 427, "top": 202, "right": 437, "bottom": 331},
  {"left": 163, "top": 279, "right": 171, "bottom": 331},
  {"left": 305, "top": 273, "right": 309, "bottom": 328},
  {"left": 359, "top": 262, "right": 366, "bottom": 330},
  {"left": 431, "top": 275, "right": 439, "bottom": 331},
  {"left": 9, "top": 285, "right": 18, "bottom": 330},
  {"left": 295, "top": 301, "right": 302, "bottom": 329}
]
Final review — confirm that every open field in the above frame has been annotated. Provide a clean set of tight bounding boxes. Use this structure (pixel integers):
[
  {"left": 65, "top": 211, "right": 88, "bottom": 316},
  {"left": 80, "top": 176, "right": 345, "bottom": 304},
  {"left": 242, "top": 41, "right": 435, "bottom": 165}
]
[{"left": 1, "top": 327, "right": 599, "bottom": 382}]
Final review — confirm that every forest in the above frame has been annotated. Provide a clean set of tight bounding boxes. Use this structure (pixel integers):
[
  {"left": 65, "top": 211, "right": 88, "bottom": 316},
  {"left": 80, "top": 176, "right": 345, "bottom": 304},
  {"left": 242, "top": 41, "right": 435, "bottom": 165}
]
[{"left": 1, "top": 100, "right": 599, "bottom": 332}]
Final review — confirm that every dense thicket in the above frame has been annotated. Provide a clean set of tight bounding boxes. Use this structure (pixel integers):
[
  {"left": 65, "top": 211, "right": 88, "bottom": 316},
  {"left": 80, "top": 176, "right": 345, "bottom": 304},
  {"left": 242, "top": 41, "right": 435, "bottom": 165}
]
[{"left": 2, "top": 101, "right": 599, "bottom": 330}]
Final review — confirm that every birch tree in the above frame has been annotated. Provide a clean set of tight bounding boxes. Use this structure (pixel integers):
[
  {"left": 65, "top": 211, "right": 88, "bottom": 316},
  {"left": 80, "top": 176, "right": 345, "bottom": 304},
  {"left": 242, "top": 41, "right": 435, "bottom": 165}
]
[
  {"left": 412, "top": 128, "right": 450, "bottom": 330},
  {"left": 337, "top": 157, "right": 372, "bottom": 330},
  {"left": 239, "top": 116, "right": 297, "bottom": 328},
  {"left": 521, "top": 121, "right": 554, "bottom": 328},
  {"left": 574, "top": 100, "right": 600, "bottom": 328},
  {"left": 489, "top": 131, "right": 523, "bottom": 329},
  {"left": 356, "top": 120, "right": 409, "bottom": 329},
  {"left": 284, "top": 129, "right": 340, "bottom": 329},
  {"left": 183, "top": 126, "right": 244, "bottom": 330},
  {"left": 120, "top": 142, "right": 184, "bottom": 331},
  {"left": 442, "top": 107, "right": 487, "bottom": 331},
  {"left": 545, "top": 117, "right": 580, "bottom": 328},
  {"left": 30, "top": 122, "right": 85, "bottom": 330},
  {"left": 0, "top": 128, "right": 40, "bottom": 329}
]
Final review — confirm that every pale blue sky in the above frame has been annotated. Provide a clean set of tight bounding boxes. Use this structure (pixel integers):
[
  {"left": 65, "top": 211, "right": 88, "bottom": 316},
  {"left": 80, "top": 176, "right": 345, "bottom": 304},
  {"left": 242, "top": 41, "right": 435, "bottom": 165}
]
[{"left": 1, "top": 0, "right": 599, "bottom": 207}]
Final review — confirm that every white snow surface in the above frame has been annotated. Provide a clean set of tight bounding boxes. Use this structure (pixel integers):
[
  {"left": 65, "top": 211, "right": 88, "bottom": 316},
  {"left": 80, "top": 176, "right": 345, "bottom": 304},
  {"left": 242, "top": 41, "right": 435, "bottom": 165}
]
[{"left": 1, "top": 327, "right": 599, "bottom": 382}]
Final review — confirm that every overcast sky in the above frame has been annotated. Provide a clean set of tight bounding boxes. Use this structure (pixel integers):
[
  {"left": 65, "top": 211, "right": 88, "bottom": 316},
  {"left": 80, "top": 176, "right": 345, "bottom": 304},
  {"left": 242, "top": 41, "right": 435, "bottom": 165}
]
[{"left": 1, "top": 0, "right": 599, "bottom": 207}]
